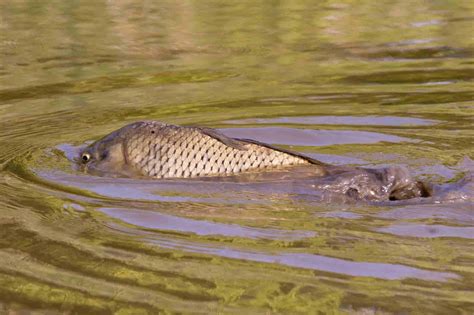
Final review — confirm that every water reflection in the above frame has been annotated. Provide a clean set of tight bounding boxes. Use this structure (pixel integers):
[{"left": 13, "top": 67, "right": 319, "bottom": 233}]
[
  {"left": 226, "top": 116, "right": 439, "bottom": 126},
  {"left": 378, "top": 203, "right": 474, "bottom": 224},
  {"left": 377, "top": 224, "right": 474, "bottom": 239},
  {"left": 101, "top": 207, "right": 316, "bottom": 240},
  {"left": 220, "top": 127, "right": 415, "bottom": 146},
  {"left": 1, "top": 0, "right": 473, "bottom": 313},
  {"left": 147, "top": 238, "right": 459, "bottom": 281}
]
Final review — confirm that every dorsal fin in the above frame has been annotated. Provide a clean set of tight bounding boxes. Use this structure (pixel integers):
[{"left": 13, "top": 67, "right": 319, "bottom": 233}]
[
  {"left": 194, "top": 126, "right": 326, "bottom": 166},
  {"left": 196, "top": 127, "right": 248, "bottom": 150},
  {"left": 236, "top": 138, "right": 327, "bottom": 166}
]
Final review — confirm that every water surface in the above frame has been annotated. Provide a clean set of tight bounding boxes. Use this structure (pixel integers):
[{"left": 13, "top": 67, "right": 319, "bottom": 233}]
[{"left": 0, "top": 1, "right": 473, "bottom": 314}]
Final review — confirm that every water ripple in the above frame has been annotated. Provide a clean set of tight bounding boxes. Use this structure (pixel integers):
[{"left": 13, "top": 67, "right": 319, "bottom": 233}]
[
  {"left": 148, "top": 238, "right": 459, "bottom": 282},
  {"left": 101, "top": 207, "right": 316, "bottom": 240}
]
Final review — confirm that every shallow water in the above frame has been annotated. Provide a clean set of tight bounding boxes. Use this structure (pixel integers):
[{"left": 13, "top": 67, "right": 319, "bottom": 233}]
[{"left": 1, "top": 1, "right": 473, "bottom": 314}]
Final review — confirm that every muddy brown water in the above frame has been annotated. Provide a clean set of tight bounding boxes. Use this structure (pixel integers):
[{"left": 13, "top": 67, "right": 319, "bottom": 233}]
[{"left": 1, "top": 1, "right": 473, "bottom": 314}]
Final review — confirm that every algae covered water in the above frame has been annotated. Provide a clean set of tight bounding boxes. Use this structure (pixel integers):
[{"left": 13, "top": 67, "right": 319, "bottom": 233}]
[{"left": 0, "top": 1, "right": 473, "bottom": 314}]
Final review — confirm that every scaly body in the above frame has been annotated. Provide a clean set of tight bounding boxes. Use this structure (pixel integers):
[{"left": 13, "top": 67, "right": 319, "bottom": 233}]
[
  {"left": 78, "top": 121, "right": 436, "bottom": 201},
  {"left": 80, "top": 121, "right": 325, "bottom": 178}
]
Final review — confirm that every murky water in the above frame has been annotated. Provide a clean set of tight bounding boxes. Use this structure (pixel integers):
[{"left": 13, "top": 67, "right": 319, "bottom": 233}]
[{"left": 1, "top": 1, "right": 473, "bottom": 314}]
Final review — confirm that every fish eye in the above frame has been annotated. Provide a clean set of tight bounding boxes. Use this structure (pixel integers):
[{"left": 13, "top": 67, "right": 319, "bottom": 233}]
[{"left": 81, "top": 153, "right": 91, "bottom": 163}]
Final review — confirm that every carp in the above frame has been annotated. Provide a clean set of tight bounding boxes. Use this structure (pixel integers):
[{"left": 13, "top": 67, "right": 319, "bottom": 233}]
[{"left": 79, "top": 121, "right": 430, "bottom": 201}]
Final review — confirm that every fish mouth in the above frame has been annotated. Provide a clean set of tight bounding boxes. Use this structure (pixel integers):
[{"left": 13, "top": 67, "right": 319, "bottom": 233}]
[
  {"left": 80, "top": 161, "right": 113, "bottom": 177},
  {"left": 76, "top": 159, "right": 92, "bottom": 173}
]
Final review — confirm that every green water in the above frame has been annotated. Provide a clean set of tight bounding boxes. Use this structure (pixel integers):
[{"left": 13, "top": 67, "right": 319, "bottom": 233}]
[{"left": 1, "top": 1, "right": 473, "bottom": 314}]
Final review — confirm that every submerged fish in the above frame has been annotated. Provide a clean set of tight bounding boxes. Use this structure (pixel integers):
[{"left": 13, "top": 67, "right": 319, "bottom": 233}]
[
  {"left": 79, "top": 121, "right": 432, "bottom": 201},
  {"left": 79, "top": 121, "right": 327, "bottom": 179}
]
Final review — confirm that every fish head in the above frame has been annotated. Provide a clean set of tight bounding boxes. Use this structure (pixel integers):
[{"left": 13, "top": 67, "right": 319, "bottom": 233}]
[{"left": 78, "top": 133, "right": 138, "bottom": 177}]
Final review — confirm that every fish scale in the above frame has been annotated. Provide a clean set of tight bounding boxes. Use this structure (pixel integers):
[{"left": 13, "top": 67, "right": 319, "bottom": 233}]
[{"left": 119, "top": 121, "right": 311, "bottom": 178}]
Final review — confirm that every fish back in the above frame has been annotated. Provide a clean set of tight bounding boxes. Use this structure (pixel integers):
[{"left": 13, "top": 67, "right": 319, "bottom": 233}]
[{"left": 124, "top": 121, "right": 310, "bottom": 178}]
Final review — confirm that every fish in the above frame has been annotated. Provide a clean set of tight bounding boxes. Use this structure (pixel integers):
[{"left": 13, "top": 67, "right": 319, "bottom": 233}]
[
  {"left": 79, "top": 121, "right": 328, "bottom": 179},
  {"left": 78, "top": 121, "right": 436, "bottom": 201}
]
